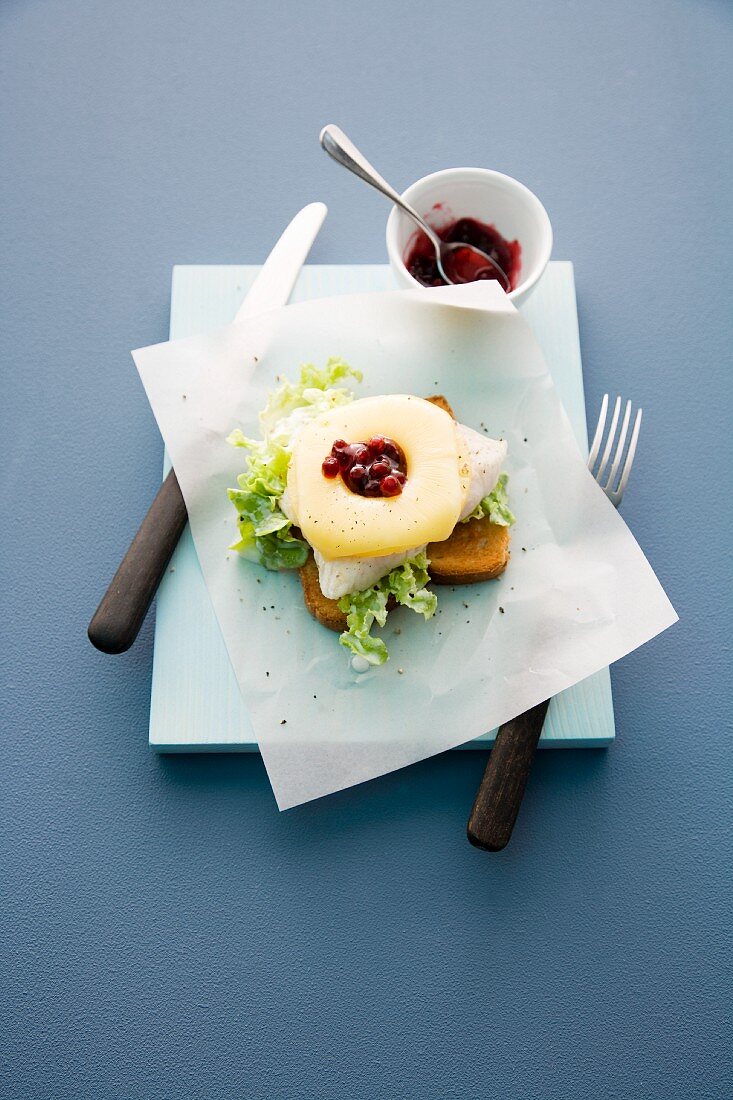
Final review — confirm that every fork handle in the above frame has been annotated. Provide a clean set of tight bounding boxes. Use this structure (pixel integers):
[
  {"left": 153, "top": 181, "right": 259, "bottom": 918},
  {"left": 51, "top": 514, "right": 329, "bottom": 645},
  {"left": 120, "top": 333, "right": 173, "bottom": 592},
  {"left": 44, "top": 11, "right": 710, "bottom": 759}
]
[
  {"left": 87, "top": 468, "right": 188, "bottom": 653},
  {"left": 467, "top": 699, "right": 550, "bottom": 851}
]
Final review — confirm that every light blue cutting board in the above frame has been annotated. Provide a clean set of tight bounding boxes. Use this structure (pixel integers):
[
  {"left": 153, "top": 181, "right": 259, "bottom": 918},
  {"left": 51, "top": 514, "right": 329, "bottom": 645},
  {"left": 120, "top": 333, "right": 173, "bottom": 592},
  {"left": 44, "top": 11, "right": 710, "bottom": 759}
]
[{"left": 149, "top": 262, "right": 614, "bottom": 751}]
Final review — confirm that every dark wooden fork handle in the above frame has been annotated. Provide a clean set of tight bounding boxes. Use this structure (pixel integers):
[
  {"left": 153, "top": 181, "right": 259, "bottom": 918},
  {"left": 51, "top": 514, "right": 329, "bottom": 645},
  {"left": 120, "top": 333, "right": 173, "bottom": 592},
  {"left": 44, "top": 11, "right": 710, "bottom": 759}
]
[
  {"left": 467, "top": 699, "right": 550, "bottom": 851},
  {"left": 87, "top": 468, "right": 188, "bottom": 654}
]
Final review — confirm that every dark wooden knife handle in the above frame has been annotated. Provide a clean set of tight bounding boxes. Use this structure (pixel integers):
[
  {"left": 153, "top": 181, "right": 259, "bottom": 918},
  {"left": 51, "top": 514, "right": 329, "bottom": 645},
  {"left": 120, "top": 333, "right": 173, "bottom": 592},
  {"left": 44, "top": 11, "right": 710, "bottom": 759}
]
[
  {"left": 88, "top": 468, "right": 188, "bottom": 654},
  {"left": 467, "top": 698, "right": 551, "bottom": 851}
]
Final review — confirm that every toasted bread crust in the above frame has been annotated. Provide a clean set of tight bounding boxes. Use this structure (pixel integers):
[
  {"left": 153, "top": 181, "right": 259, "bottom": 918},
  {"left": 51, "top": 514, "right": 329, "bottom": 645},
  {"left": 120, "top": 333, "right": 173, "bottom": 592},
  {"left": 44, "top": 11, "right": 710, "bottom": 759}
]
[
  {"left": 428, "top": 515, "right": 510, "bottom": 584},
  {"left": 425, "top": 394, "right": 455, "bottom": 418},
  {"left": 297, "top": 392, "right": 509, "bottom": 626}
]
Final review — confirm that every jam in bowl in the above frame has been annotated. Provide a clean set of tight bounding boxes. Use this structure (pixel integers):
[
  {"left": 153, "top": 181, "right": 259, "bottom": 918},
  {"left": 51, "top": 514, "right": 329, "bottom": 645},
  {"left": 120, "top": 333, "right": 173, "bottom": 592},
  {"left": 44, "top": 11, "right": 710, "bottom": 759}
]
[
  {"left": 386, "top": 167, "right": 553, "bottom": 306},
  {"left": 404, "top": 215, "right": 521, "bottom": 290}
]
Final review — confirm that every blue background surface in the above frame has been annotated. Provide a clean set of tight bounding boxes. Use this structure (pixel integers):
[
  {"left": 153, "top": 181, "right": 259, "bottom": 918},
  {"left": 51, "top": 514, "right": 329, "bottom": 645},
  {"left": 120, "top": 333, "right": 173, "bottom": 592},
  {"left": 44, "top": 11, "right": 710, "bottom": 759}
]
[{"left": 2, "top": 2, "right": 731, "bottom": 1097}]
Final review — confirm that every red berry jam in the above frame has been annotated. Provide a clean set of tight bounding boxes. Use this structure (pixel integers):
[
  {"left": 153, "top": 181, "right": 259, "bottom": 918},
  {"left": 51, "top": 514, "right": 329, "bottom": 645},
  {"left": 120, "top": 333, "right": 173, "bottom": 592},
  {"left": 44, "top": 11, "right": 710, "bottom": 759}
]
[
  {"left": 405, "top": 216, "right": 521, "bottom": 290},
  {"left": 322, "top": 436, "right": 407, "bottom": 497}
]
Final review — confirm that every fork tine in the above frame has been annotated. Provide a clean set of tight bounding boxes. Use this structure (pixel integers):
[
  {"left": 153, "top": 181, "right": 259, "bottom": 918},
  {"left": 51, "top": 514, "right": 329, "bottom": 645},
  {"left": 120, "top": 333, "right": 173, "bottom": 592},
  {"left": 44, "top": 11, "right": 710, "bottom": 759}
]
[
  {"left": 596, "top": 396, "right": 621, "bottom": 483},
  {"left": 587, "top": 393, "right": 608, "bottom": 470},
  {"left": 615, "top": 407, "right": 643, "bottom": 501},
  {"left": 605, "top": 399, "right": 632, "bottom": 491}
]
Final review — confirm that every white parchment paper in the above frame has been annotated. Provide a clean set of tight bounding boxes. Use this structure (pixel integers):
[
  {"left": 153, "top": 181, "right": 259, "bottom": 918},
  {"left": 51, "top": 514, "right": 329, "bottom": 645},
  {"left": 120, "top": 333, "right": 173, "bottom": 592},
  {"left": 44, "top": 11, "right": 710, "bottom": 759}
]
[{"left": 133, "top": 282, "right": 677, "bottom": 808}]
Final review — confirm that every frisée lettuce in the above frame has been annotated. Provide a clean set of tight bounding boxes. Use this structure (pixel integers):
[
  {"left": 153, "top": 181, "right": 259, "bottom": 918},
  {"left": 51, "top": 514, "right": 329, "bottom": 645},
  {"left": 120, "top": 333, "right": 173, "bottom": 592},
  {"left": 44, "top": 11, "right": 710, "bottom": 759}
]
[
  {"left": 461, "top": 473, "right": 515, "bottom": 527},
  {"left": 227, "top": 357, "right": 361, "bottom": 569},
  {"left": 337, "top": 552, "right": 437, "bottom": 666}
]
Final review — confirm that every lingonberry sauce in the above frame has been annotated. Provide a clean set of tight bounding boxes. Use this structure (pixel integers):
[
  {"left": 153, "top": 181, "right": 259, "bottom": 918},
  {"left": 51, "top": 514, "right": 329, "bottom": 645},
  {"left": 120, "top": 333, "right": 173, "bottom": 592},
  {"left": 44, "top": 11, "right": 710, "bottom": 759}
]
[
  {"left": 405, "top": 216, "right": 521, "bottom": 289},
  {"left": 322, "top": 436, "right": 407, "bottom": 497}
]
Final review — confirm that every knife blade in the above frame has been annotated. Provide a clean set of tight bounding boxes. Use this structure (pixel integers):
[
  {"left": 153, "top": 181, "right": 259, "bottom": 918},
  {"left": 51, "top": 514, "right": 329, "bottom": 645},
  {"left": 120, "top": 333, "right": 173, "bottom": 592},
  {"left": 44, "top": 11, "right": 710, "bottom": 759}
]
[
  {"left": 234, "top": 203, "right": 326, "bottom": 321},
  {"left": 88, "top": 202, "right": 327, "bottom": 654}
]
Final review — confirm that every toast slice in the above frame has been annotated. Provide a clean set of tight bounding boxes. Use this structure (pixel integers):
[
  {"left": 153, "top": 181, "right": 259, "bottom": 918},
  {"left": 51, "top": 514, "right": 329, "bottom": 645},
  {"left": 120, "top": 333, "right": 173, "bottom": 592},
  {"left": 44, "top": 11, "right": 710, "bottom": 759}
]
[
  {"left": 424, "top": 393, "right": 455, "bottom": 417},
  {"left": 298, "top": 394, "right": 510, "bottom": 631},
  {"left": 428, "top": 515, "right": 510, "bottom": 584}
]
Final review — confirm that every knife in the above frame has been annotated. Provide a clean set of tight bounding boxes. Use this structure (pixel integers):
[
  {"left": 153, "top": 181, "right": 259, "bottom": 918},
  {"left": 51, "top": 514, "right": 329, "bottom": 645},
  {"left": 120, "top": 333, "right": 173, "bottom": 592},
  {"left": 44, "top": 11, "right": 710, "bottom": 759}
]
[{"left": 88, "top": 202, "right": 328, "bottom": 654}]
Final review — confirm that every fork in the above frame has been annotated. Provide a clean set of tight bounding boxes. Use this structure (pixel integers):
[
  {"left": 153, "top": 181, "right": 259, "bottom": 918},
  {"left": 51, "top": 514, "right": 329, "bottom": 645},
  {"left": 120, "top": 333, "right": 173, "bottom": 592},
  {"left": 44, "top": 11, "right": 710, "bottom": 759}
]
[{"left": 467, "top": 395, "right": 643, "bottom": 852}]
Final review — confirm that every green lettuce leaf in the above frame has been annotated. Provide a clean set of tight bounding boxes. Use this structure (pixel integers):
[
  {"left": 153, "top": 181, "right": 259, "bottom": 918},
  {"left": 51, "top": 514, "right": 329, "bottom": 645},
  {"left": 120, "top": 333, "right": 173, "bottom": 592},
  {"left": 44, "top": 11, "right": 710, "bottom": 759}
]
[
  {"left": 462, "top": 473, "right": 516, "bottom": 527},
  {"left": 227, "top": 357, "right": 361, "bottom": 570},
  {"left": 337, "top": 552, "right": 438, "bottom": 666}
]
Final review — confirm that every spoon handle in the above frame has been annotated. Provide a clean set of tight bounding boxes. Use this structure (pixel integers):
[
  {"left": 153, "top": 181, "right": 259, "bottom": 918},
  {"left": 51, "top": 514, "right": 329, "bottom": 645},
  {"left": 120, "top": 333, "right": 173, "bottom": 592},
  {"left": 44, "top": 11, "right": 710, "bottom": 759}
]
[{"left": 320, "top": 125, "right": 434, "bottom": 242}]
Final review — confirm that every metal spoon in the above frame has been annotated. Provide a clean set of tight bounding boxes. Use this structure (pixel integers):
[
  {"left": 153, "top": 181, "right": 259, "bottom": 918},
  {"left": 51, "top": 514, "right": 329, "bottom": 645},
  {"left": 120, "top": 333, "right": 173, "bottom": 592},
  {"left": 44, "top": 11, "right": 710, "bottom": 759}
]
[{"left": 319, "top": 124, "right": 510, "bottom": 291}]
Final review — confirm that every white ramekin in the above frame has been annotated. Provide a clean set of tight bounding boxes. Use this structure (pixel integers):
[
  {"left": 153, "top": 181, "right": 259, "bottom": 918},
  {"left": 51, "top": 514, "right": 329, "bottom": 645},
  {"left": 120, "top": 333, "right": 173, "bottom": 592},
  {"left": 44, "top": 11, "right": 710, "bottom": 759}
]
[{"left": 386, "top": 167, "right": 553, "bottom": 307}]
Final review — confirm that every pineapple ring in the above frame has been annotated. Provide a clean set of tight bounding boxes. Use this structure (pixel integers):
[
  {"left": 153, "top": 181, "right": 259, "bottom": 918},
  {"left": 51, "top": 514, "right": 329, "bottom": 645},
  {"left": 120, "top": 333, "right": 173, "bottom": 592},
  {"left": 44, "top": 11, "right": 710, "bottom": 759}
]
[{"left": 289, "top": 395, "right": 470, "bottom": 560}]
